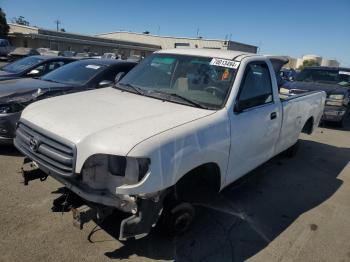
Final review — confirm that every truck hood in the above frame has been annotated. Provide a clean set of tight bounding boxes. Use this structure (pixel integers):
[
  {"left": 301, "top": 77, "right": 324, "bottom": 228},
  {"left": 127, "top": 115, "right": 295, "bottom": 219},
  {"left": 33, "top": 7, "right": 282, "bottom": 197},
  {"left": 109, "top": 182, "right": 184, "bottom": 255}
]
[
  {"left": 21, "top": 87, "right": 215, "bottom": 155},
  {"left": 283, "top": 81, "right": 349, "bottom": 95}
]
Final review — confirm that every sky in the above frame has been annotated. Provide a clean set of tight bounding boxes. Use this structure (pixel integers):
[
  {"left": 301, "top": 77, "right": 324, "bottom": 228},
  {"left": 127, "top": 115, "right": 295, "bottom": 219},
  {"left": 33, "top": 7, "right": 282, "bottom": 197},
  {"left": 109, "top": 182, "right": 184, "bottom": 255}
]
[{"left": 1, "top": 0, "right": 349, "bottom": 66}]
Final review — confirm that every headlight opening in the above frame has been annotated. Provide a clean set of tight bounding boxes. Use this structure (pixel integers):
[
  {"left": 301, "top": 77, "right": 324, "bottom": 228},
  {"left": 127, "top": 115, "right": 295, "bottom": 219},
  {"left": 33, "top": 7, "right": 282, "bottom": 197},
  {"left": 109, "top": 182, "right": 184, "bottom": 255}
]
[{"left": 83, "top": 154, "right": 150, "bottom": 187}]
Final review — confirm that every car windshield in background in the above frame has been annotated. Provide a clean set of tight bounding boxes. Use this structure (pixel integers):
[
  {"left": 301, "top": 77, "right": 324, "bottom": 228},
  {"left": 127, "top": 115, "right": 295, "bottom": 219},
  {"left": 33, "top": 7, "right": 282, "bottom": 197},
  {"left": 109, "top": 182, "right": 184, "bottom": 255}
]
[
  {"left": 41, "top": 61, "right": 106, "bottom": 86},
  {"left": 296, "top": 68, "right": 350, "bottom": 86},
  {"left": 1, "top": 56, "right": 44, "bottom": 73},
  {"left": 118, "top": 54, "right": 237, "bottom": 109}
]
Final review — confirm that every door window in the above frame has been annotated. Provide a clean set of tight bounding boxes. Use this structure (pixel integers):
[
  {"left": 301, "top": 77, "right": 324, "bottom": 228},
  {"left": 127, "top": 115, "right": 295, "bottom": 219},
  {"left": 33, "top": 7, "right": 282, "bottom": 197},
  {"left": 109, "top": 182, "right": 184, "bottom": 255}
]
[
  {"left": 47, "top": 61, "right": 65, "bottom": 72},
  {"left": 26, "top": 64, "right": 45, "bottom": 76},
  {"left": 237, "top": 62, "right": 273, "bottom": 110}
]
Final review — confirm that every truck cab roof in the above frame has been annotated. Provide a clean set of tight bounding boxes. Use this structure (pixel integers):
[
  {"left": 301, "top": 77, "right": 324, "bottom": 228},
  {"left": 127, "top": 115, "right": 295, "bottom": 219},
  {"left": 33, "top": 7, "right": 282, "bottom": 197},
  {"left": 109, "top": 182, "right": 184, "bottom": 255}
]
[
  {"left": 156, "top": 48, "right": 254, "bottom": 61},
  {"left": 156, "top": 48, "right": 287, "bottom": 61}
]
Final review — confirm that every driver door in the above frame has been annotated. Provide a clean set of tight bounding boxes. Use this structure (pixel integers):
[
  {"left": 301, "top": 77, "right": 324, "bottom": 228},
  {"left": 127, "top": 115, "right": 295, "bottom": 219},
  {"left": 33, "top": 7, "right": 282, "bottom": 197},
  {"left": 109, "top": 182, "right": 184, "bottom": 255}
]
[{"left": 226, "top": 61, "right": 282, "bottom": 184}]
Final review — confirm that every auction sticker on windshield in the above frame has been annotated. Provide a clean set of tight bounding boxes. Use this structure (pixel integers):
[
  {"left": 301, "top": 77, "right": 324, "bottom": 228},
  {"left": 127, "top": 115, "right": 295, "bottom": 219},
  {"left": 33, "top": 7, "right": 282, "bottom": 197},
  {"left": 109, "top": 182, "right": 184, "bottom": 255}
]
[
  {"left": 86, "top": 65, "right": 101, "bottom": 70},
  {"left": 210, "top": 58, "right": 240, "bottom": 69}
]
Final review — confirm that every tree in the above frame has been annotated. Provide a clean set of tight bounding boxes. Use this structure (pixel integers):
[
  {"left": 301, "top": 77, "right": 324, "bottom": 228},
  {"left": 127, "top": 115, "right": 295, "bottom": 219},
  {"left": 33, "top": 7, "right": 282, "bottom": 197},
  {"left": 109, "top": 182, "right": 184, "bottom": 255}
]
[
  {"left": 298, "top": 59, "right": 320, "bottom": 71},
  {"left": 0, "top": 8, "right": 10, "bottom": 37},
  {"left": 12, "top": 16, "right": 29, "bottom": 26}
]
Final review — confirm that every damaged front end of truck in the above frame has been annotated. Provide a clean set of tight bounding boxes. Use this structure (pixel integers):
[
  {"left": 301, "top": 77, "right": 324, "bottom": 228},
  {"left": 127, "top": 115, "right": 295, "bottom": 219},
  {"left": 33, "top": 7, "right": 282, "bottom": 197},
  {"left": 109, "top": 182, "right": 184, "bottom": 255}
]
[{"left": 15, "top": 126, "right": 167, "bottom": 240}]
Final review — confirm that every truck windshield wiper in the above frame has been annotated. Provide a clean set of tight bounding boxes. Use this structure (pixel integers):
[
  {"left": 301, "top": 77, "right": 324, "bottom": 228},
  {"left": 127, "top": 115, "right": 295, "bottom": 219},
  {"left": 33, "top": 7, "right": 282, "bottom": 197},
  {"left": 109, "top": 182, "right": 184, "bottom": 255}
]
[
  {"left": 116, "top": 83, "right": 144, "bottom": 95},
  {"left": 149, "top": 90, "right": 207, "bottom": 109}
]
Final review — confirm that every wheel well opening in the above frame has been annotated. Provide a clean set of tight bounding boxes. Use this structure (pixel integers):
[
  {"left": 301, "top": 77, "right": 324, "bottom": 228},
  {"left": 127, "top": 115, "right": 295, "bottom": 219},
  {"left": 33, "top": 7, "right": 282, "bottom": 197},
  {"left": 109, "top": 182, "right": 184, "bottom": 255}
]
[
  {"left": 302, "top": 117, "right": 314, "bottom": 134},
  {"left": 175, "top": 163, "right": 221, "bottom": 196}
]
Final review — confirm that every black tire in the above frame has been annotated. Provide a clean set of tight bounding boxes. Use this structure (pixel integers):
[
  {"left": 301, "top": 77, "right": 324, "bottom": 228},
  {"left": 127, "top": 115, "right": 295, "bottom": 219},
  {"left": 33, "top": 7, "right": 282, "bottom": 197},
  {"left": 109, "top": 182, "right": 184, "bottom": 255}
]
[
  {"left": 284, "top": 140, "right": 300, "bottom": 158},
  {"left": 337, "top": 115, "right": 346, "bottom": 128},
  {"left": 157, "top": 202, "right": 195, "bottom": 236}
]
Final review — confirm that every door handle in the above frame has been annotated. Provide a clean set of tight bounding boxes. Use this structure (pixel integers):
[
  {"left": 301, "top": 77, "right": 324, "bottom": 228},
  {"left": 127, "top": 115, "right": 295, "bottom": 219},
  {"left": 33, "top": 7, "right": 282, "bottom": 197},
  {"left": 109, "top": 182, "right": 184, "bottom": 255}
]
[{"left": 270, "top": 112, "right": 277, "bottom": 120}]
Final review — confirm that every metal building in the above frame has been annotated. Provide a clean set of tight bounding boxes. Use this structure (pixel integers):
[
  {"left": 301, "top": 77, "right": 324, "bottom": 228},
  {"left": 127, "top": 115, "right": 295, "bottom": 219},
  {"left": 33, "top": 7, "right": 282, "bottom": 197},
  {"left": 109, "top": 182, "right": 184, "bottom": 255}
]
[
  {"left": 97, "top": 31, "right": 258, "bottom": 53},
  {"left": 8, "top": 23, "right": 161, "bottom": 57}
]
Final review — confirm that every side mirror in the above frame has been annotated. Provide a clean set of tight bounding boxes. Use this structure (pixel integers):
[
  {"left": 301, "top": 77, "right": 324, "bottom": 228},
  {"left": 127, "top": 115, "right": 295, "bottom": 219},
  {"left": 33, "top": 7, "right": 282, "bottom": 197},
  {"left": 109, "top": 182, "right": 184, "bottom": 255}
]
[
  {"left": 114, "top": 72, "right": 125, "bottom": 83},
  {"left": 234, "top": 102, "right": 243, "bottom": 114},
  {"left": 27, "top": 69, "right": 40, "bottom": 76},
  {"left": 98, "top": 80, "right": 113, "bottom": 88},
  {"left": 289, "top": 76, "right": 294, "bottom": 81}
]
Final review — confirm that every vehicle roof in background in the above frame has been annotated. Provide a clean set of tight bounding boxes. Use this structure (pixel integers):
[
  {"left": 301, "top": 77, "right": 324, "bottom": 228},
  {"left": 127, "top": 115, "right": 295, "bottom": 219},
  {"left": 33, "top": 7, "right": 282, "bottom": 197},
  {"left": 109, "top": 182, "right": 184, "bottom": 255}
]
[
  {"left": 72, "top": 58, "right": 137, "bottom": 66},
  {"left": 9, "top": 47, "right": 38, "bottom": 54},
  {"left": 304, "top": 66, "right": 350, "bottom": 71},
  {"left": 24, "top": 55, "right": 77, "bottom": 61}
]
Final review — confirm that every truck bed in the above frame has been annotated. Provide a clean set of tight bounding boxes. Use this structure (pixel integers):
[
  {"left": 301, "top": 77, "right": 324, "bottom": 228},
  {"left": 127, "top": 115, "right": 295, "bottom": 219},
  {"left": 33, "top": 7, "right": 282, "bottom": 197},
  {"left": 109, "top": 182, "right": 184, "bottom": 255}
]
[
  {"left": 279, "top": 90, "right": 324, "bottom": 102},
  {"left": 275, "top": 90, "right": 326, "bottom": 155}
]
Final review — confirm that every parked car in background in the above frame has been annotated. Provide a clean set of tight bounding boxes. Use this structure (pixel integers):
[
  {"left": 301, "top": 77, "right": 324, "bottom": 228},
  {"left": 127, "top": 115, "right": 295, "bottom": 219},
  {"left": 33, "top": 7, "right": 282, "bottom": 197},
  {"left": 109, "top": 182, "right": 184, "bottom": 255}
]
[
  {"left": 0, "top": 59, "right": 136, "bottom": 144},
  {"left": 74, "top": 52, "right": 90, "bottom": 58},
  {"left": 8, "top": 47, "right": 40, "bottom": 61},
  {"left": 0, "top": 39, "right": 14, "bottom": 57},
  {"left": 0, "top": 56, "right": 75, "bottom": 81},
  {"left": 102, "top": 53, "right": 117, "bottom": 59},
  {"left": 127, "top": 55, "right": 143, "bottom": 62},
  {"left": 37, "top": 48, "right": 53, "bottom": 55},
  {"left": 14, "top": 49, "right": 325, "bottom": 240},
  {"left": 58, "top": 51, "right": 76, "bottom": 57},
  {"left": 280, "top": 66, "right": 350, "bottom": 126},
  {"left": 279, "top": 68, "right": 297, "bottom": 81},
  {"left": 37, "top": 48, "right": 59, "bottom": 56}
]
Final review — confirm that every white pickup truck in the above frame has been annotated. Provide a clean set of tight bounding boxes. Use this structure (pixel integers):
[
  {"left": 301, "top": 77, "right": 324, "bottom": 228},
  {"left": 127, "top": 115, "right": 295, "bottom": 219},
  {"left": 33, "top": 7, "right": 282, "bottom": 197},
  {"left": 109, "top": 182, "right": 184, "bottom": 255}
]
[{"left": 14, "top": 49, "right": 326, "bottom": 240}]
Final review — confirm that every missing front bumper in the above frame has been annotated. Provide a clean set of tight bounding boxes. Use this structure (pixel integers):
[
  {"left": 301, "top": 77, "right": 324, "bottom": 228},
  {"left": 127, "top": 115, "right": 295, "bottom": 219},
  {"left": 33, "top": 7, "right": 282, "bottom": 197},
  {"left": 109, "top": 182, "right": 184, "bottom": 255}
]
[{"left": 20, "top": 158, "right": 165, "bottom": 240}]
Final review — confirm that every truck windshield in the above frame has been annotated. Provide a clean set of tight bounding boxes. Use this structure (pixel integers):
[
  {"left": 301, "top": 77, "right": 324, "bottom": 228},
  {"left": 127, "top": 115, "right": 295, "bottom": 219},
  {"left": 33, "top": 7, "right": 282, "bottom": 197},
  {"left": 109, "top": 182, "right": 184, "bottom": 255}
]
[
  {"left": 118, "top": 54, "right": 237, "bottom": 109},
  {"left": 1, "top": 56, "right": 44, "bottom": 73},
  {"left": 296, "top": 68, "right": 350, "bottom": 86},
  {"left": 41, "top": 61, "right": 106, "bottom": 86}
]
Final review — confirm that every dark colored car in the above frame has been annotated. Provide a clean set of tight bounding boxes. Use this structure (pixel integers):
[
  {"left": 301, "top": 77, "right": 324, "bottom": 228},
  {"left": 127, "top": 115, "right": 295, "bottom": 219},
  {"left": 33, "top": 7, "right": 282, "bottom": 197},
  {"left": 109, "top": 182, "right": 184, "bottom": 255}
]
[
  {"left": 0, "top": 59, "right": 137, "bottom": 143},
  {"left": 58, "top": 51, "right": 76, "bottom": 57},
  {"left": 279, "top": 68, "right": 297, "bottom": 81},
  {"left": 0, "top": 55, "right": 76, "bottom": 81},
  {"left": 280, "top": 66, "right": 350, "bottom": 126},
  {"left": 8, "top": 47, "right": 40, "bottom": 61},
  {"left": 0, "top": 39, "right": 14, "bottom": 57}
]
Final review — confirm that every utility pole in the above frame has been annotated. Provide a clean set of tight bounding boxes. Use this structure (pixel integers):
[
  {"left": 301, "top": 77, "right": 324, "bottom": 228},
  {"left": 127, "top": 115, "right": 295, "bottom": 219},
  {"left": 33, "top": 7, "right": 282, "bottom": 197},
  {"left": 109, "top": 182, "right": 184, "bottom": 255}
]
[
  {"left": 257, "top": 41, "right": 262, "bottom": 54},
  {"left": 54, "top": 20, "right": 61, "bottom": 31}
]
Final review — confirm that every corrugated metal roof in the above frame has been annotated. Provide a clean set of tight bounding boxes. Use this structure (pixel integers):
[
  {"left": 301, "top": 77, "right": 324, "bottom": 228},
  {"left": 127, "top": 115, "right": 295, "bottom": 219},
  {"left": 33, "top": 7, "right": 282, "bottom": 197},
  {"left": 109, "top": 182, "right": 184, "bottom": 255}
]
[
  {"left": 97, "top": 31, "right": 257, "bottom": 51},
  {"left": 156, "top": 48, "right": 255, "bottom": 60},
  {"left": 8, "top": 23, "right": 161, "bottom": 51}
]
